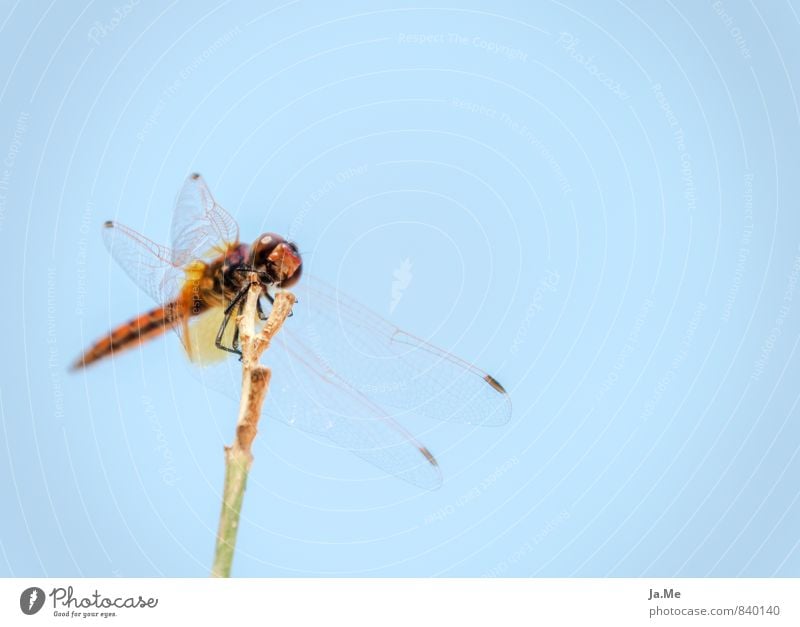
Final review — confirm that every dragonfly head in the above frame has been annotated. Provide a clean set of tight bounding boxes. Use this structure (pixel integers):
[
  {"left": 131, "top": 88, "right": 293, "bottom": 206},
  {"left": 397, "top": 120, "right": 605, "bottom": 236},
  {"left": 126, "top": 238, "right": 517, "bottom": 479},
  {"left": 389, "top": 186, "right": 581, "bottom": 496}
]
[{"left": 250, "top": 233, "right": 303, "bottom": 288}]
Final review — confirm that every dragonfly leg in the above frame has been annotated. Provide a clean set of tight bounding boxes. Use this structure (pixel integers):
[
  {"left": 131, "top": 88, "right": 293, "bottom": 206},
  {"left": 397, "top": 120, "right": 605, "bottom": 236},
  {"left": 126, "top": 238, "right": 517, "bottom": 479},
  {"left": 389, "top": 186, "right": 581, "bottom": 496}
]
[
  {"left": 222, "top": 288, "right": 243, "bottom": 317},
  {"left": 215, "top": 283, "right": 251, "bottom": 356},
  {"left": 231, "top": 296, "right": 246, "bottom": 354},
  {"left": 256, "top": 295, "right": 269, "bottom": 321}
]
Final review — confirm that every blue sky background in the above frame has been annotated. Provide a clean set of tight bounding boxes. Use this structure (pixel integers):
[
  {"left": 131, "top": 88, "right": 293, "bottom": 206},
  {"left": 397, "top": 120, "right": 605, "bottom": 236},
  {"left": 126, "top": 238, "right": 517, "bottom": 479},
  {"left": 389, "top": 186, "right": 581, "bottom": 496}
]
[{"left": 1, "top": 0, "right": 799, "bottom": 577}]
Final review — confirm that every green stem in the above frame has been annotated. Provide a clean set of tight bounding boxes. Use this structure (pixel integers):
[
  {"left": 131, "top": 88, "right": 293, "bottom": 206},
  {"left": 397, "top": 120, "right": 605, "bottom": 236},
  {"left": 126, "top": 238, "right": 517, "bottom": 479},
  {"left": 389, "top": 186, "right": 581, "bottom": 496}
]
[
  {"left": 210, "top": 285, "right": 295, "bottom": 578},
  {"left": 211, "top": 448, "right": 252, "bottom": 578}
]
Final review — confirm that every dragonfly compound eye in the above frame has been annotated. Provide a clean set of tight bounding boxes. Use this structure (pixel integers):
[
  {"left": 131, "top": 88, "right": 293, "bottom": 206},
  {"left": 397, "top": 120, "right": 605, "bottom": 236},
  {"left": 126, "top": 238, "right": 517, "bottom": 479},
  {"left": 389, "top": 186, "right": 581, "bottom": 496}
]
[{"left": 250, "top": 233, "right": 303, "bottom": 287}]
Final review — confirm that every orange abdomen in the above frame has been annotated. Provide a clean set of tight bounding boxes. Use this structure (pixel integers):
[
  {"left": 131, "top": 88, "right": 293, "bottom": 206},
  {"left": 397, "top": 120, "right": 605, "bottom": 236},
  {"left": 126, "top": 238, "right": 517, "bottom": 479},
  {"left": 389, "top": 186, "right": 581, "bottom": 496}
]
[{"left": 71, "top": 303, "right": 182, "bottom": 370}]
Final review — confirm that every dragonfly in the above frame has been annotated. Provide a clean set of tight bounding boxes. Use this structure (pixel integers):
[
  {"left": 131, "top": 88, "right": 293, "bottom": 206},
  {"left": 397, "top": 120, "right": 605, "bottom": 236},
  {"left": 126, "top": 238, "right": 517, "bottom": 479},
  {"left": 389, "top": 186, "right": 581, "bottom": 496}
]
[{"left": 72, "top": 173, "right": 511, "bottom": 489}]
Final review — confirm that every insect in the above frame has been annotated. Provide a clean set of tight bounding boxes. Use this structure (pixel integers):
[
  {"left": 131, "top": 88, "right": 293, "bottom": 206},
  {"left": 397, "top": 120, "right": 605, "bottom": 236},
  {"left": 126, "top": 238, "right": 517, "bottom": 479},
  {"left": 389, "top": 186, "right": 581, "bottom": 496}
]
[{"left": 72, "top": 174, "right": 511, "bottom": 488}]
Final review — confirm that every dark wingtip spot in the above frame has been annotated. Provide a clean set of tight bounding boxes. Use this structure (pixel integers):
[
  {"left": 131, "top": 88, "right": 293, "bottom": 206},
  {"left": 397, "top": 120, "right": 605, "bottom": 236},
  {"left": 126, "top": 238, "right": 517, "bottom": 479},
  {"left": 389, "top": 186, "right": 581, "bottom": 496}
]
[
  {"left": 103, "top": 220, "right": 114, "bottom": 228},
  {"left": 485, "top": 374, "right": 507, "bottom": 394},
  {"left": 420, "top": 446, "right": 438, "bottom": 467}
]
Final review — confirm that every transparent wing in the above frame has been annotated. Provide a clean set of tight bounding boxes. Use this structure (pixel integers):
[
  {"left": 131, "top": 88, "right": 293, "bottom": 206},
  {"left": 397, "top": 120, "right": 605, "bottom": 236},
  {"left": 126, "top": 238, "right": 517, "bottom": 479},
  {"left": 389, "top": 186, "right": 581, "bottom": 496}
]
[
  {"left": 171, "top": 173, "right": 239, "bottom": 266},
  {"left": 271, "top": 334, "right": 443, "bottom": 489},
  {"left": 184, "top": 275, "right": 510, "bottom": 488},
  {"left": 285, "top": 276, "right": 512, "bottom": 426},
  {"left": 103, "top": 173, "right": 242, "bottom": 356},
  {"left": 101, "top": 220, "right": 184, "bottom": 305},
  {"left": 187, "top": 306, "right": 443, "bottom": 489},
  {"left": 101, "top": 172, "right": 240, "bottom": 304}
]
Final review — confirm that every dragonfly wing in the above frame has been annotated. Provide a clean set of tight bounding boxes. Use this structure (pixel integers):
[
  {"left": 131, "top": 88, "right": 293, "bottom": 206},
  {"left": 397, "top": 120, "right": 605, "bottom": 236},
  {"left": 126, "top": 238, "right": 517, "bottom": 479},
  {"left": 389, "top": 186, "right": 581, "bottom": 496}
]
[
  {"left": 171, "top": 173, "right": 239, "bottom": 266},
  {"left": 101, "top": 218, "right": 222, "bottom": 363},
  {"left": 102, "top": 220, "right": 183, "bottom": 304},
  {"left": 284, "top": 276, "right": 512, "bottom": 426},
  {"left": 178, "top": 274, "right": 509, "bottom": 488},
  {"left": 267, "top": 334, "right": 443, "bottom": 489},
  {"left": 185, "top": 315, "right": 443, "bottom": 489}
]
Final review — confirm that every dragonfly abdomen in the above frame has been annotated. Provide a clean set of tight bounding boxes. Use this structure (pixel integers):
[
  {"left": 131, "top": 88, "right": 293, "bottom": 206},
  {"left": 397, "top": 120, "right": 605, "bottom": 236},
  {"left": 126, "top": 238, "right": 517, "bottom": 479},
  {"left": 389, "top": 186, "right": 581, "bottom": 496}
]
[{"left": 70, "top": 303, "right": 182, "bottom": 370}]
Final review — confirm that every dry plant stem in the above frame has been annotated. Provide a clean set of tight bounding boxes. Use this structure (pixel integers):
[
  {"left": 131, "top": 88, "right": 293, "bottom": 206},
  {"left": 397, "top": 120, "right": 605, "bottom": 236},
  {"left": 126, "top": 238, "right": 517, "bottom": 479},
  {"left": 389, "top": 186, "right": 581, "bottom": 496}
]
[{"left": 211, "top": 280, "right": 296, "bottom": 578}]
